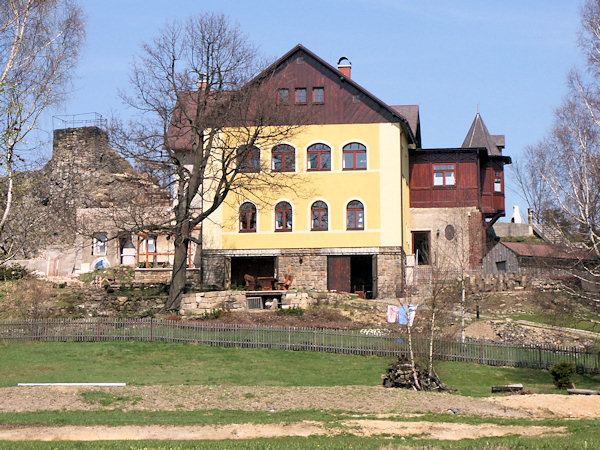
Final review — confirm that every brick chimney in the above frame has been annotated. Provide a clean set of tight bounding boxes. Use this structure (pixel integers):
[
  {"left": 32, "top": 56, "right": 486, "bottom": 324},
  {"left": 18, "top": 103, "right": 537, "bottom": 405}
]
[
  {"left": 337, "top": 57, "right": 351, "bottom": 78},
  {"left": 198, "top": 74, "right": 207, "bottom": 91}
]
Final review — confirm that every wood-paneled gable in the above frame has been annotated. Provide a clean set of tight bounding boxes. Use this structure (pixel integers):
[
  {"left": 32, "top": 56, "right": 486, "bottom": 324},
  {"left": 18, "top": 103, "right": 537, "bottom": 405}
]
[{"left": 266, "top": 48, "right": 404, "bottom": 126}]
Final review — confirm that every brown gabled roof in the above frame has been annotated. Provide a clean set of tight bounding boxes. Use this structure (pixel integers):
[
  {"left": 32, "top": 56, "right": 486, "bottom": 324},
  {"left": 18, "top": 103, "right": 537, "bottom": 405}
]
[
  {"left": 462, "top": 112, "right": 503, "bottom": 156},
  {"left": 252, "top": 44, "right": 417, "bottom": 145},
  {"left": 501, "top": 242, "right": 597, "bottom": 261},
  {"left": 390, "top": 105, "right": 420, "bottom": 145},
  {"left": 491, "top": 134, "right": 505, "bottom": 149}
]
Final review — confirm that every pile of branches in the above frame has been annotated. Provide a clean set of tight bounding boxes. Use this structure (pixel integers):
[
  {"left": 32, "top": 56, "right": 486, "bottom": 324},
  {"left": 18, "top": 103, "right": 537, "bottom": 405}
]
[{"left": 382, "top": 356, "right": 452, "bottom": 391}]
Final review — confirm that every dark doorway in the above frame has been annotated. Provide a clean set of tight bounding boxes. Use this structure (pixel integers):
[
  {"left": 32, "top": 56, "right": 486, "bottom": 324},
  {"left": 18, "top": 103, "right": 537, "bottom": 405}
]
[
  {"left": 328, "top": 255, "right": 375, "bottom": 298},
  {"left": 230, "top": 257, "right": 275, "bottom": 288},
  {"left": 351, "top": 255, "right": 374, "bottom": 299},
  {"left": 412, "top": 231, "right": 431, "bottom": 265}
]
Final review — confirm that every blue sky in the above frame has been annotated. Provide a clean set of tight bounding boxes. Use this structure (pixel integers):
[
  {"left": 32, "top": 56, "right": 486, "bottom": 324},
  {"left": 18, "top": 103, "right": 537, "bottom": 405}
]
[{"left": 44, "top": 0, "right": 583, "bottom": 221}]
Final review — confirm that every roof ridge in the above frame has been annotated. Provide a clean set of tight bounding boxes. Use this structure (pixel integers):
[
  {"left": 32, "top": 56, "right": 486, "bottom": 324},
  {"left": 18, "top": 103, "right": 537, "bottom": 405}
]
[{"left": 250, "top": 44, "right": 417, "bottom": 145}]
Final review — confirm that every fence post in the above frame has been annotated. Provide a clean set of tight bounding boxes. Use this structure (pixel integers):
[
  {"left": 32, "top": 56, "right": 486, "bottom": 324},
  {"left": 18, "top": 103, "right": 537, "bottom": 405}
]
[
  {"left": 97, "top": 319, "right": 100, "bottom": 342},
  {"left": 150, "top": 317, "right": 153, "bottom": 342},
  {"left": 480, "top": 341, "right": 483, "bottom": 364},
  {"left": 538, "top": 347, "right": 542, "bottom": 369}
]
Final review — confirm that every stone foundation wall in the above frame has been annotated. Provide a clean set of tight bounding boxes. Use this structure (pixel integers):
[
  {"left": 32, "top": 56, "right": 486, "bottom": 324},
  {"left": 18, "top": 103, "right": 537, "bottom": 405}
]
[
  {"left": 134, "top": 268, "right": 202, "bottom": 284},
  {"left": 179, "top": 289, "right": 355, "bottom": 316},
  {"left": 180, "top": 290, "right": 247, "bottom": 315},
  {"left": 376, "top": 251, "right": 404, "bottom": 298},
  {"left": 202, "top": 254, "right": 225, "bottom": 287},
  {"left": 278, "top": 251, "right": 327, "bottom": 291}
]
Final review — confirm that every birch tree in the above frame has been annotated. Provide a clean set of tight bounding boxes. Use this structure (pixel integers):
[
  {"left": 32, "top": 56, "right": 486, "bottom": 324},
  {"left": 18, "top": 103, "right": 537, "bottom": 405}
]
[{"left": 516, "top": 1, "right": 600, "bottom": 256}]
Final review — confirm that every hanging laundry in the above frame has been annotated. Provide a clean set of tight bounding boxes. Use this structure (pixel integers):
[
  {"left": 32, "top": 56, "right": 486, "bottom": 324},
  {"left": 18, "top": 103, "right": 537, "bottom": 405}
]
[
  {"left": 408, "top": 304, "right": 418, "bottom": 326},
  {"left": 398, "top": 305, "right": 408, "bottom": 325},
  {"left": 386, "top": 305, "right": 399, "bottom": 323},
  {"left": 398, "top": 305, "right": 418, "bottom": 326}
]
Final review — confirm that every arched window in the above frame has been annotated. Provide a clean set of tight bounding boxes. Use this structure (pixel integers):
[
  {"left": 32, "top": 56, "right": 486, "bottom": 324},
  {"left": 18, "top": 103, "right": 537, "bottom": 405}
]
[
  {"left": 275, "top": 201, "right": 292, "bottom": 231},
  {"left": 239, "top": 202, "right": 257, "bottom": 232},
  {"left": 346, "top": 200, "right": 364, "bottom": 230},
  {"left": 307, "top": 143, "right": 331, "bottom": 171},
  {"left": 311, "top": 201, "right": 328, "bottom": 231},
  {"left": 237, "top": 145, "right": 260, "bottom": 173},
  {"left": 272, "top": 144, "right": 295, "bottom": 172},
  {"left": 343, "top": 143, "right": 367, "bottom": 170}
]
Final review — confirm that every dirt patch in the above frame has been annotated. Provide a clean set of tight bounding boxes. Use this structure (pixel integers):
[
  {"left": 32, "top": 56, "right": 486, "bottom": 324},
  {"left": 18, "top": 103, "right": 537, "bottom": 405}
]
[
  {"left": 198, "top": 307, "right": 369, "bottom": 329},
  {"left": 0, "top": 385, "right": 524, "bottom": 417},
  {"left": 489, "top": 393, "right": 600, "bottom": 418},
  {"left": 0, "top": 421, "right": 566, "bottom": 441},
  {"left": 4, "top": 386, "right": 598, "bottom": 419},
  {"left": 464, "top": 321, "right": 499, "bottom": 341},
  {"left": 342, "top": 420, "right": 566, "bottom": 440},
  {"left": 0, "top": 422, "right": 325, "bottom": 441},
  {"left": 464, "top": 319, "right": 595, "bottom": 348}
]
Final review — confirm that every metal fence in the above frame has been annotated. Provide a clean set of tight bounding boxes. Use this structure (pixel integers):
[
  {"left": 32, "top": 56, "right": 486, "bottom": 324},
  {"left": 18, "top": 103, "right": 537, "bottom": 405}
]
[{"left": 0, "top": 318, "right": 598, "bottom": 373}]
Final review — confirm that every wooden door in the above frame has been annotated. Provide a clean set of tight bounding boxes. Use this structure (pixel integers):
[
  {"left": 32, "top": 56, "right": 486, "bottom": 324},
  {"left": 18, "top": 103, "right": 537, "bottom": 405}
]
[{"left": 327, "top": 256, "right": 351, "bottom": 293}]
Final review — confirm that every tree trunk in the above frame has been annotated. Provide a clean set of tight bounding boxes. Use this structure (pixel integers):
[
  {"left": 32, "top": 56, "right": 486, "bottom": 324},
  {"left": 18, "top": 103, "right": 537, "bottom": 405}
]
[
  {"left": 406, "top": 320, "right": 421, "bottom": 390},
  {"left": 460, "top": 279, "right": 466, "bottom": 344},
  {"left": 428, "top": 308, "right": 435, "bottom": 379},
  {"left": 166, "top": 221, "right": 190, "bottom": 310}
]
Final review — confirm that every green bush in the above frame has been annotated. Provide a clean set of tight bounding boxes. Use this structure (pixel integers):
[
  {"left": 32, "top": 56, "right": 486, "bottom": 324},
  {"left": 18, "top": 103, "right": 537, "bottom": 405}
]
[
  {"left": 549, "top": 360, "right": 576, "bottom": 389},
  {"left": 276, "top": 306, "right": 304, "bottom": 316},
  {"left": 0, "top": 264, "right": 28, "bottom": 281},
  {"left": 196, "top": 308, "right": 227, "bottom": 320}
]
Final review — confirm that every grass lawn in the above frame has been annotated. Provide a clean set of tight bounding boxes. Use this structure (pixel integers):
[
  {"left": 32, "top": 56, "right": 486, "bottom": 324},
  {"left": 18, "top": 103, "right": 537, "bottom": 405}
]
[
  {"left": 1, "top": 341, "right": 599, "bottom": 394},
  {"left": 435, "top": 360, "right": 600, "bottom": 396},
  {"left": 1, "top": 341, "right": 600, "bottom": 448},
  {"left": 0, "top": 341, "right": 387, "bottom": 387}
]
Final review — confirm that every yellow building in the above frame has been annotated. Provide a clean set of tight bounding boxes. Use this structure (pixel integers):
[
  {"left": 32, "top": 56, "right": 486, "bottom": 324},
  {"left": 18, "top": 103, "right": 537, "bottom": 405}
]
[{"left": 197, "top": 45, "right": 420, "bottom": 298}]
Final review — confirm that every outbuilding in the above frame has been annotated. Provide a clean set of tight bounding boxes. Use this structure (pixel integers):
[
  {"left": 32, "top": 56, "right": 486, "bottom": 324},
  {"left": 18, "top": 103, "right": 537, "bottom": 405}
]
[{"left": 482, "top": 241, "right": 597, "bottom": 276}]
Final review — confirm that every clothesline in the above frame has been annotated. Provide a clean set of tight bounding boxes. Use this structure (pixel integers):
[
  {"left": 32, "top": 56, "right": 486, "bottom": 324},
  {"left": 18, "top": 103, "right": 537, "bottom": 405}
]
[{"left": 387, "top": 304, "right": 418, "bottom": 326}]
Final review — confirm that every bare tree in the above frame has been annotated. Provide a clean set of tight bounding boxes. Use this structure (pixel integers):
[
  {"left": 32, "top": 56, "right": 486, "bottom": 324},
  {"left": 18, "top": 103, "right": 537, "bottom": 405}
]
[
  {"left": 114, "top": 13, "right": 305, "bottom": 309},
  {"left": 511, "top": 148, "right": 553, "bottom": 224},
  {"left": 421, "top": 248, "right": 458, "bottom": 381},
  {"left": 526, "top": 79, "right": 600, "bottom": 255},
  {"left": 0, "top": 0, "right": 85, "bottom": 260}
]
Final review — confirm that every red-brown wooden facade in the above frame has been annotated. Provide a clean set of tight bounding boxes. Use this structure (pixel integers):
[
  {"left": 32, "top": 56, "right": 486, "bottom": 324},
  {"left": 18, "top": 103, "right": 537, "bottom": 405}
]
[{"left": 409, "top": 148, "right": 506, "bottom": 218}]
